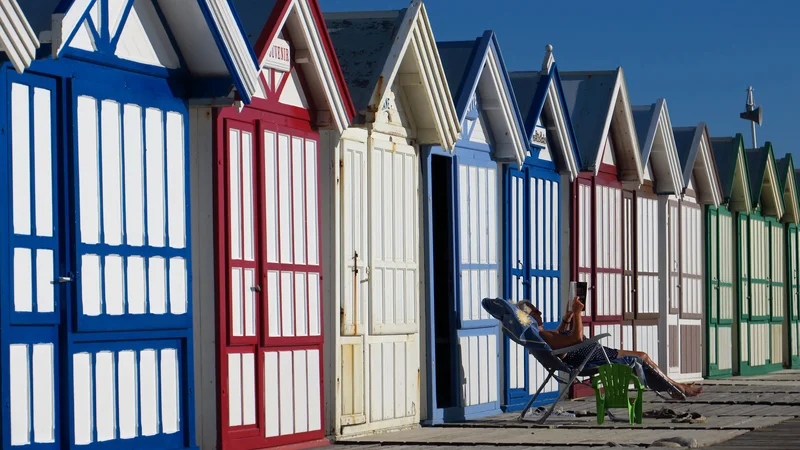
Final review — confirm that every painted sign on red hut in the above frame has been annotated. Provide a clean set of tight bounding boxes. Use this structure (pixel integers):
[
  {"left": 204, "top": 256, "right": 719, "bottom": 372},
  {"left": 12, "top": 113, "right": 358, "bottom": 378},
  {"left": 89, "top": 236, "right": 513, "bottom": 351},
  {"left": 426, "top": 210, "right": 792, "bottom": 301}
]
[{"left": 264, "top": 37, "right": 291, "bottom": 72}]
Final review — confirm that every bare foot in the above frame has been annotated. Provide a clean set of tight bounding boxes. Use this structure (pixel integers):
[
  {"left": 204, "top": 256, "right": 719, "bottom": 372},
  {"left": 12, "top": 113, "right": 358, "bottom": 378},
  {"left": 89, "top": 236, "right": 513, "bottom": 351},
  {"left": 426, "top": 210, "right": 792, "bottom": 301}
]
[{"left": 682, "top": 383, "right": 703, "bottom": 397}]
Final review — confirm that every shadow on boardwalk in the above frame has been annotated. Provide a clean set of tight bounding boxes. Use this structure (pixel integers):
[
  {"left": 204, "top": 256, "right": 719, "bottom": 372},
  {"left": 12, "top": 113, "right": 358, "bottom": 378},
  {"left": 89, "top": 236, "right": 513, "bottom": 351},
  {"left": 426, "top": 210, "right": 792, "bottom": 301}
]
[{"left": 325, "top": 370, "right": 800, "bottom": 449}]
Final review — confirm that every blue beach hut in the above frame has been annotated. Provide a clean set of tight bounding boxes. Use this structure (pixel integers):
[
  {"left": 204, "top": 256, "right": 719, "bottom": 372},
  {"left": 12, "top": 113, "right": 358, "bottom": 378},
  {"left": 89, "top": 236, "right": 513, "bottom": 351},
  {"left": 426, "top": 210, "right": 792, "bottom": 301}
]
[
  {"left": 0, "top": 1, "right": 259, "bottom": 448},
  {"left": 422, "top": 30, "right": 527, "bottom": 423},
  {"left": 501, "top": 45, "right": 582, "bottom": 411}
]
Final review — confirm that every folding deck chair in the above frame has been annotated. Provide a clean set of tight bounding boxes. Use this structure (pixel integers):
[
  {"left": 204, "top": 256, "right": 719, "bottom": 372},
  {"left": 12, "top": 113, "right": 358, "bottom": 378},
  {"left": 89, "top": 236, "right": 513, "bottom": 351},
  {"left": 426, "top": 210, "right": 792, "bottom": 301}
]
[{"left": 481, "top": 297, "right": 613, "bottom": 423}]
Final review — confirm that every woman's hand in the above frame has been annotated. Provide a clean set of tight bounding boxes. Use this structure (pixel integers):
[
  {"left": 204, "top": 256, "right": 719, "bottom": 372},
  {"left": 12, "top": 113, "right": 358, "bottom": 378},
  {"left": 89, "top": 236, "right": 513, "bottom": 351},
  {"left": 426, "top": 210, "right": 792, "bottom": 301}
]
[{"left": 571, "top": 296, "right": 584, "bottom": 313}]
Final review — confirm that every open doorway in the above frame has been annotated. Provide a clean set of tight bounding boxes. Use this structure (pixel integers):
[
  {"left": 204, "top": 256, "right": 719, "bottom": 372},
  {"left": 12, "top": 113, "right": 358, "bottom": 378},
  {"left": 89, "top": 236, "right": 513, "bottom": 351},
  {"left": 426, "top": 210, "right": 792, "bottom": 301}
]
[{"left": 431, "top": 154, "right": 457, "bottom": 409}]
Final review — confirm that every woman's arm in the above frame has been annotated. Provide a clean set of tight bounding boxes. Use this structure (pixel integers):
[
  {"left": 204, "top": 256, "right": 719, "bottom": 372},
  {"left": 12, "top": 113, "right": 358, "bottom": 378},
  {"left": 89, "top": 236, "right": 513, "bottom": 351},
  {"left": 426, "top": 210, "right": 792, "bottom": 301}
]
[
  {"left": 556, "top": 311, "right": 574, "bottom": 333},
  {"left": 568, "top": 297, "right": 585, "bottom": 341}
]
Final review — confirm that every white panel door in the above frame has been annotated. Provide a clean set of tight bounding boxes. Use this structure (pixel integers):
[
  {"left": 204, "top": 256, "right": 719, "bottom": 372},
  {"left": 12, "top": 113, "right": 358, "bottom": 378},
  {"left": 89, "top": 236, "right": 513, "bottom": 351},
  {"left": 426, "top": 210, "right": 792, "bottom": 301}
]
[{"left": 369, "top": 139, "right": 419, "bottom": 335}]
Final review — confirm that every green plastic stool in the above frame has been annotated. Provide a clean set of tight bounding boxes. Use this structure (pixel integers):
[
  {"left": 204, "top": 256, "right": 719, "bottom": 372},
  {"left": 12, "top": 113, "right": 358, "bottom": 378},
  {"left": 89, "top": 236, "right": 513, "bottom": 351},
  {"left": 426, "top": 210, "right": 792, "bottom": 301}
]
[{"left": 592, "top": 363, "right": 643, "bottom": 425}]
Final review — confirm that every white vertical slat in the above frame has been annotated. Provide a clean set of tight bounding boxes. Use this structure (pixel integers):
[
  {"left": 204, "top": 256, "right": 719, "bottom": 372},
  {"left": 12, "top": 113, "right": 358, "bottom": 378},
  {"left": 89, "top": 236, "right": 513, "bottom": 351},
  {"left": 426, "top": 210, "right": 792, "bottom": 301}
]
[
  {"left": 123, "top": 104, "right": 145, "bottom": 246},
  {"left": 101, "top": 100, "right": 123, "bottom": 246},
  {"left": 169, "top": 257, "right": 187, "bottom": 315},
  {"left": 12, "top": 83, "right": 31, "bottom": 236},
  {"left": 241, "top": 131, "right": 254, "bottom": 261},
  {"left": 244, "top": 269, "right": 256, "bottom": 336},
  {"left": 264, "top": 131, "right": 279, "bottom": 263},
  {"left": 72, "top": 352, "right": 93, "bottom": 445},
  {"left": 306, "top": 140, "right": 319, "bottom": 265},
  {"left": 118, "top": 350, "right": 138, "bottom": 439},
  {"left": 128, "top": 256, "right": 146, "bottom": 314},
  {"left": 281, "top": 272, "right": 295, "bottom": 336},
  {"left": 309, "top": 273, "right": 321, "bottom": 336},
  {"left": 241, "top": 353, "right": 256, "bottom": 426},
  {"left": 32, "top": 343, "right": 54, "bottom": 443},
  {"left": 488, "top": 168, "right": 497, "bottom": 265},
  {"left": 10, "top": 344, "right": 31, "bottom": 445},
  {"left": 264, "top": 352, "right": 280, "bottom": 437},
  {"left": 278, "top": 134, "right": 293, "bottom": 264},
  {"left": 231, "top": 267, "right": 243, "bottom": 336},
  {"left": 78, "top": 96, "right": 101, "bottom": 244},
  {"left": 295, "top": 273, "right": 308, "bottom": 336},
  {"left": 228, "top": 353, "right": 242, "bottom": 426},
  {"left": 145, "top": 108, "right": 165, "bottom": 247},
  {"left": 268, "top": 271, "right": 281, "bottom": 336},
  {"left": 229, "top": 129, "right": 242, "bottom": 259},
  {"left": 104, "top": 255, "right": 125, "bottom": 315},
  {"left": 478, "top": 168, "right": 488, "bottom": 264},
  {"left": 469, "top": 166, "right": 478, "bottom": 264},
  {"left": 307, "top": 349, "right": 322, "bottom": 431},
  {"left": 81, "top": 254, "right": 102, "bottom": 316},
  {"left": 95, "top": 351, "right": 117, "bottom": 442},
  {"left": 166, "top": 112, "right": 185, "bottom": 249},
  {"left": 33, "top": 87, "right": 53, "bottom": 237},
  {"left": 140, "top": 349, "right": 160, "bottom": 436},
  {"left": 14, "top": 248, "right": 32, "bottom": 312},
  {"left": 293, "top": 351, "right": 309, "bottom": 433},
  {"left": 149, "top": 256, "right": 167, "bottom": 315},
  {"left": 292, "top": 137, "right": 306, "bottom": 265},
  {"left": 278, "top": 351, "right": 294, "bottom": 435},
  {"left": 460, "top": 165, "right": 469, "bottom": 264}
]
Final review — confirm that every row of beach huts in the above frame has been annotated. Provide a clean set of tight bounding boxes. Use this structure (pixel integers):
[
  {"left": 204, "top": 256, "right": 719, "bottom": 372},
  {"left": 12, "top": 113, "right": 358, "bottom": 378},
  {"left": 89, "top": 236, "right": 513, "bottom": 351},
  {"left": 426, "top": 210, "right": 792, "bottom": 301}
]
[{"left": 0, "top": 0, "right": 797, "bottom": 449}]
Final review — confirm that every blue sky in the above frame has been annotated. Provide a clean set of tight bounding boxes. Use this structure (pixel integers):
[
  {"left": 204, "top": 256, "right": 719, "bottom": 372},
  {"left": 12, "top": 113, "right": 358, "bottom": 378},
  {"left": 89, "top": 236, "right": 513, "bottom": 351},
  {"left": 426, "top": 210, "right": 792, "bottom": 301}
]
[{"left": 322, "top": 0, "right": 799, "bottom": 159}]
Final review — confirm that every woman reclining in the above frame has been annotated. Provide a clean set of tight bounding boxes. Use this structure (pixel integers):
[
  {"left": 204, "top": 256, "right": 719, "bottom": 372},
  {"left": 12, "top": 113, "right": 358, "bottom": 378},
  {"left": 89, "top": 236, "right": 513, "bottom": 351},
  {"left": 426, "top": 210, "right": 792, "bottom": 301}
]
[{"left": 517, "top": 297, "right": 703, "bottom": 399}]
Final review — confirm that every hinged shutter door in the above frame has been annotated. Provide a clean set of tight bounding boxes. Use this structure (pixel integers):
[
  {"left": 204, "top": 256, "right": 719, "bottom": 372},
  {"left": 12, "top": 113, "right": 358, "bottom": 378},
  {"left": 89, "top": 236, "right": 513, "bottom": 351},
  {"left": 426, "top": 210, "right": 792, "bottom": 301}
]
[
  {"left": 717, "top": 209, "right": 734, "bottom": 371},
  {"left": 529, "top": 173, "right": 560, "bottom": 326},
  {"left": 680, "top": 203, "right": 703, "bottom": 319},
  {"left": 73, "top": 92, "right": 190, "bottom": 332},
  {"left": 226, "top": 123, "right": 258, "bottom": 346},
  {"left": 739, "top": 213, "right": 750, "bottom": 320},
  {"left": 769, "top": 220, "right": 784, "bottom": 321},
  {"left": 342, "top": 138, "right": 368, "bottom": 336},
  {"left": 369, "top": 139, "right": 418, "bottom": 335},
  {"left": 594, "top": 184, "right": 622, "bottom": 320},
  {"left": 505, "top": 168, "right": 526, "bottom": 392},
  {"left": 669, "top": 202, "right": 681, "bottom": 315},
  {"left": 709, "top": 208, "right": 719, "bottom": 325},
  {"left": 637, "top": 197, "right": 659, "bottom": 318},
  {"left": 623, "top": 193, "right": 634, "bottom": 320},
  {"left": 5, "top": 73, "right": 61, "bottom": 448},
  {"left": 576, "top": 180, "right": 593, "bottom": 318},
  {"left": 749, "top": 217, "right": 770, "bottom": 321},
  {"left": 458, "top": 163, "right": 499, "bottom": 328}
]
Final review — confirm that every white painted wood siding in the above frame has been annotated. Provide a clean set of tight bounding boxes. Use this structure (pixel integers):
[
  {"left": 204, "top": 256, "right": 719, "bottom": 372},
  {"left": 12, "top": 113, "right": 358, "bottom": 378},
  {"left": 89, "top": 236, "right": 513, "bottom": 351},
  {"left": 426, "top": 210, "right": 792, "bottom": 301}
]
[
  {"left": 595, "top": 185, "right": 622, "bottom": 317},
  {"left": 637, "top": 197, "right": 659, "bottom": 315}
]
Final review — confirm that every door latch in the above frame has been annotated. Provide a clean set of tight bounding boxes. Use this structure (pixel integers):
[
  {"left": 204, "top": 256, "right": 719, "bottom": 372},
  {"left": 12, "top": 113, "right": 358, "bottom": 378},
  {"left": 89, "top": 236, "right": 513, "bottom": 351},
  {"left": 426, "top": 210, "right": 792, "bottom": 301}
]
[{"left": 51, "top": 276, "right": 72, "bottom": 285}]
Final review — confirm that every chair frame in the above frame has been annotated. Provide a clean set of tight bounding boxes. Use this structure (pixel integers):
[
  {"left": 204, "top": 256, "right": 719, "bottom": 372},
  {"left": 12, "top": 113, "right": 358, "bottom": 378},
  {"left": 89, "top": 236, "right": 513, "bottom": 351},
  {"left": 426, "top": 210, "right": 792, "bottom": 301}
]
[{"left": 518, "top": 333, "right": 612, "bottom": 423}]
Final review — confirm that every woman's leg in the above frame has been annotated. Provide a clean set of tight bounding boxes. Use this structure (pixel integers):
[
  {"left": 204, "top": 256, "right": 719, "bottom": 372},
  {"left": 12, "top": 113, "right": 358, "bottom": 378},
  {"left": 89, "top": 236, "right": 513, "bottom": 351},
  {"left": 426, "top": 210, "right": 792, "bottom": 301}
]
[{"left": 616, "top": 350, "right": 703, "bottom": 397}]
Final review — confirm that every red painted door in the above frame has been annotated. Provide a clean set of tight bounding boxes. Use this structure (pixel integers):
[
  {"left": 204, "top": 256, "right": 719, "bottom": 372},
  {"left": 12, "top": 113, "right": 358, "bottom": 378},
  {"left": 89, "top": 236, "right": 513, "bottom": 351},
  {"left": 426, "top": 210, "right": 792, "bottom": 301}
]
[{"left": 217, "top": 115, "right": 324, "bottom": 449}]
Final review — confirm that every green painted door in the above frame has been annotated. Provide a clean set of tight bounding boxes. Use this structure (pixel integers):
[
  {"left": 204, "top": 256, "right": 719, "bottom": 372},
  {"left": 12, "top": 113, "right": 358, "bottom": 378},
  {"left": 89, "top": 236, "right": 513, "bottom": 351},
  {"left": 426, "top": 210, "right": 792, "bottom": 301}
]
[
  {"left": 767, "top": 218, "right": 786, "bottom": 371},
  {"left": 740, "top": 213, "right": 782, "bottom": 375},
  {"left": 788, "top": 224, "right": 800, "bottom": 367},
  {"left": 736, "top": 212, "right": 749, "bottom": 375},
  {"left": 707, "top": 206, "right": 734, "bottom": 378}
]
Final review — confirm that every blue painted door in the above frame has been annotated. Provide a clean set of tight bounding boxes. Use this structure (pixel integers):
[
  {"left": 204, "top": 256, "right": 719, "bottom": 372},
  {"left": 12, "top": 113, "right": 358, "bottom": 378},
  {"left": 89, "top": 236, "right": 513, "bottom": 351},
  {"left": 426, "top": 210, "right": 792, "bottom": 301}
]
[
  {"left": 503, "top": 164, "right": 561, "bottom": 411},
  {"left": 452, "top": 155, "right": 500, "bottom": 419},
  {"left": 2, "top": 69, "right": 194, "bottom": 449}
]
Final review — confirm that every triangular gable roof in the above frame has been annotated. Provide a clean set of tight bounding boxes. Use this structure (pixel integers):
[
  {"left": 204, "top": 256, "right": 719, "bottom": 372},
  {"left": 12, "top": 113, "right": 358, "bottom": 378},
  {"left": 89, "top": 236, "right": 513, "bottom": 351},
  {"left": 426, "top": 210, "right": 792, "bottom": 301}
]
[
  {"left": 506, "top": 45, "right": 581, "bottom": 180},
  {"left": 745, "top": 143, "right": 784, "bottom": 219},
  {"left": 17, "top": 0, "right": 261, "bottom": 103},
  {"left": 0, "top": 0, "right": 40, "bottom": 73},
  {"left": 231, "top": 0, "right": 355, "bottom": 132},
  {"left": 437, "top": 31, "right": 526, "bottom": 165},
  {"left": 709, "top": 134, "right": 752, "bottom": 213},
  {"left": 324, "top": 0, "right": 460, "bottom": 149},
  {"left": 776, "top": 155, "right": 800, "bottom": 224},
  {"left": 671, "top": 123, "right": 722, "bottom": 206},
  {"left": 560, "top": 68, "right": 642, "bottom": 184},
  {"left": 631, "top": 99, "right": 682, "bottom": 194}
]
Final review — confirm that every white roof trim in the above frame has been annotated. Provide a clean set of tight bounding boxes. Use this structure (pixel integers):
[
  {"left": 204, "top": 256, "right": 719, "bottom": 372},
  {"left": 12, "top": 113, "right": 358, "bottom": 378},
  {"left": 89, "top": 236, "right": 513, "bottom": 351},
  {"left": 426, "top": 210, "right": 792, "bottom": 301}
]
[
  {"left": 0, "top": 0, "right": 39, "bottom": 73},
  {"left": 763, "top": 152, "right": 784, "bottom": 219},
  {"left": 640, "top": 99, "right": 682, "bottom": 193},
  {"left": 785, "top": 167, "right": 800, "bottom": 224},
  {"left": 594, "top": 69, "right": 643, "bottom": 184},
  {"left": 50, "top": 0, "right": 262, "bottom": 102},
  {"left": 368, "top": 0, "right": 460, "bottom": 149},
  {"left": 543, "top": 73, "right": 579, "bottom": 180},
  {"left": 694, "top": 130, "right": 722, "bottom": 207},
  {"left": 275, "top": 0, "right": 352, "bottom": 132},
  {"left": 734, "top": 149, "right": 753, "bottom": 213},
  {"left": 477, "top": 45, "right": 525, "bottom": 165}
]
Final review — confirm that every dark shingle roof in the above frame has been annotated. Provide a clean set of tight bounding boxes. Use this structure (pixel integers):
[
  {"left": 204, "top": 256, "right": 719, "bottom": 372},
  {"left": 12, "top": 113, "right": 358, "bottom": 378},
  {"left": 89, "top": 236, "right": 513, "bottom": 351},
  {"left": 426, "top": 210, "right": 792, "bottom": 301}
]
[{"left": 559, "top": 71, "right": 618, "bottom": 169}]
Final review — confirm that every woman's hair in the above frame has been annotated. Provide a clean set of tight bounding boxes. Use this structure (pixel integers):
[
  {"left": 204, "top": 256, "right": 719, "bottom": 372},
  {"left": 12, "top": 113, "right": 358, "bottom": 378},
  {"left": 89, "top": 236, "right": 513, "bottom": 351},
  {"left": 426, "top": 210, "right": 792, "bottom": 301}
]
[{"left": 516, "top": 300, "right": 535, "bottom": 314}]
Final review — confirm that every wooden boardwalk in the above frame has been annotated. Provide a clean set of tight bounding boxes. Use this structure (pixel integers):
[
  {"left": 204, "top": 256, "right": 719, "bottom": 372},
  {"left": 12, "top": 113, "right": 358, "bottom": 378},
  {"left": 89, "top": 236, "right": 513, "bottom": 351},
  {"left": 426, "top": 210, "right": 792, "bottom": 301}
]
[{"left": 326, "top": 370, "right": 800, "bottom": 448}]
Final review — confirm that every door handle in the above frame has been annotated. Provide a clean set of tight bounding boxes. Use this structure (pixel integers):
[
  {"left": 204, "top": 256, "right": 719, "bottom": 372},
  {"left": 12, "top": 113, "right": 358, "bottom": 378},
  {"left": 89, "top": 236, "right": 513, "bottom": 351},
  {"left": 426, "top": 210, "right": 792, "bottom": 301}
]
[
  {"left": 251, "top": 285, "right": 262, "bottom": 293},
  {"left": 51, "top": 276, "right": 72, "bottom": 284}
]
